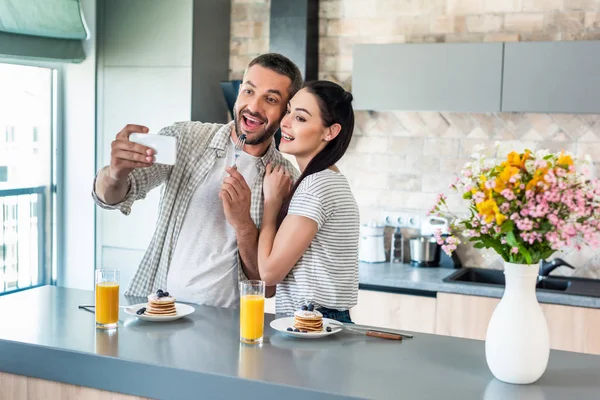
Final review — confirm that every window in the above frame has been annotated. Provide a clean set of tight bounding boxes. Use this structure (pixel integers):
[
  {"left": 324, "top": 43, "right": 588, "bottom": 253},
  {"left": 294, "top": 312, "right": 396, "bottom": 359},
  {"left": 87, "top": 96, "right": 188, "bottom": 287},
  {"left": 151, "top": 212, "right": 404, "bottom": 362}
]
[{"left": 0, "top": 63, "right": 56, "bottom": 295}]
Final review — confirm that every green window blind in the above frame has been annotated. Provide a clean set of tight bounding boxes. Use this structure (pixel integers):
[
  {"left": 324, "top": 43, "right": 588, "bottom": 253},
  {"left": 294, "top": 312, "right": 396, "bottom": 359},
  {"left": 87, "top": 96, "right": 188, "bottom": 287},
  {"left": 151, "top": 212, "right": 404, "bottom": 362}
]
[{"left": 0, "top": 0, "right": 88, "bottom": 63}]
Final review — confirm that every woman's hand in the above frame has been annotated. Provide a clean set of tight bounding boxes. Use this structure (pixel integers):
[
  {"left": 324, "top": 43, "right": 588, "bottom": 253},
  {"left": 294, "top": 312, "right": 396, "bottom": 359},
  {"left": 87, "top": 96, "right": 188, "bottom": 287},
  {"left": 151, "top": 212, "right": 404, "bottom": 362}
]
[{"left": 263, "top": 163, "right": 292, "bottom": 206}]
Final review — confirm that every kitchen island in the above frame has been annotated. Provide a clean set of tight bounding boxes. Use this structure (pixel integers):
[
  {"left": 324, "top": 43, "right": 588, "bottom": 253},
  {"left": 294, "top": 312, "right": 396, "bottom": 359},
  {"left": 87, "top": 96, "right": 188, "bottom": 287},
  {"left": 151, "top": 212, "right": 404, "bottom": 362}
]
[{"left": 1, "top": 286, "right": 600, "bottom": 400}]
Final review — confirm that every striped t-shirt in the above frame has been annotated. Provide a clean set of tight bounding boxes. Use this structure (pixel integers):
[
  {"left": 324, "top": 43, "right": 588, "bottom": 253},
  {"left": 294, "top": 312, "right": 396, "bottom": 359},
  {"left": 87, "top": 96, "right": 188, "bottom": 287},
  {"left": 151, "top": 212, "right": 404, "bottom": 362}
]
[{"left": 275, "top": 169, "right": 360, "bottom": 315}]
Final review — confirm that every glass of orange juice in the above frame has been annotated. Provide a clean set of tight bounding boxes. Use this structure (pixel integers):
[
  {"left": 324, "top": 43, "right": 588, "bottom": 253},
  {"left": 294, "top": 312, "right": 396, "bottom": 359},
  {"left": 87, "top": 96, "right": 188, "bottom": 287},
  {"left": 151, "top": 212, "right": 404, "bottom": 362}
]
[
  {"left": 239, "top": 280, "right": 265, "bottom": 344},
  {"left": 95, "top": 269, "right": 120, "bottom": 330}
]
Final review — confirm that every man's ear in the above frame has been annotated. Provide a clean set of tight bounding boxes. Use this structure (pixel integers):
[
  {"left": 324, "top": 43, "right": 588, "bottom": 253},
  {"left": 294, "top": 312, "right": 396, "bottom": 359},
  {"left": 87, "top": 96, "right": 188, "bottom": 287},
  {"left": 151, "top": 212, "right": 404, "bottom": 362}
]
[{"left": 324, "top": 124, "right": 341, "bottom": 142}]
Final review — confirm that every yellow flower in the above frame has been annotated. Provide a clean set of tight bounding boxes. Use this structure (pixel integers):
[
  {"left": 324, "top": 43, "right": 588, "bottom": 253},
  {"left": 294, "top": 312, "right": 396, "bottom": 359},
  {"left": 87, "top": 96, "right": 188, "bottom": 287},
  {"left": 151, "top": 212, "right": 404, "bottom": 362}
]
[
  {"left": 495, "top": 165, "right": 520, "bottom": 193},
  {"left": 557, "top": 151, "right": 573, "bottom": 169},
  {"left": 506, "top": 151, "right": 521, "bottom": 168},
  {"left": 476, "top": 198, "right": 500, "bottom": 224},
  {"left": 526, "top": 166, "right": 549, "bottom": 191},
  {"left": 495, "top": 212, "right": 507, "bottom": 225},
  {"left": 503, "top": 150, "right": 530, "bottom": 170},
  {"left": 520, "top": 150, "right": 531, "bottom": 169}
]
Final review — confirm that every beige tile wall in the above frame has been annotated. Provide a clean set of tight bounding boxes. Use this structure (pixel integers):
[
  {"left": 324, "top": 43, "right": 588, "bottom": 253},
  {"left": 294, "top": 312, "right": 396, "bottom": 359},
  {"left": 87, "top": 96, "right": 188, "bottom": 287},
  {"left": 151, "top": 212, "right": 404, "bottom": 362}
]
[{"left": 229, "top": 0, "right": 600, "bottom": 275}]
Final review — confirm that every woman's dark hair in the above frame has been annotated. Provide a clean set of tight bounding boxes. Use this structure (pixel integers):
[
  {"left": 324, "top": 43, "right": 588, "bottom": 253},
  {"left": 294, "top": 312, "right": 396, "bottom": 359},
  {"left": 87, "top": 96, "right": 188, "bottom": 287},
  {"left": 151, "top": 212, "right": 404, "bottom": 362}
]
[{"left": 276, "top": 80, "right": 355, "bottom": 227}]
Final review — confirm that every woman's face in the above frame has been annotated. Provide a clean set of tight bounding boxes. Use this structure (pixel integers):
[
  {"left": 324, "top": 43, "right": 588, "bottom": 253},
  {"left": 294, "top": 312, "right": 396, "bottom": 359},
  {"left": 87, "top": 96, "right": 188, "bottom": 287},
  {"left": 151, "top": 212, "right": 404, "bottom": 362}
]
[{"left": 279, "top": 88, "right": 331, "bottom": 157}]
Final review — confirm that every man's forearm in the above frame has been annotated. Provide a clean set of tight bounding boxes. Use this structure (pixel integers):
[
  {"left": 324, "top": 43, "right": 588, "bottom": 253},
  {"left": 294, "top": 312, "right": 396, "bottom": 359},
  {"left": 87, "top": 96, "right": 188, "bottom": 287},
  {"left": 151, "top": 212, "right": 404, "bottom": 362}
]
[
  {"left": 238, "top": 224, "right": 276, "bottom": 298},
  {"left": 95, "top": 166, "right": 129, "bottom": 205},
  {"left": 237, "top": 223, "right": 260, "bottom": 280}
]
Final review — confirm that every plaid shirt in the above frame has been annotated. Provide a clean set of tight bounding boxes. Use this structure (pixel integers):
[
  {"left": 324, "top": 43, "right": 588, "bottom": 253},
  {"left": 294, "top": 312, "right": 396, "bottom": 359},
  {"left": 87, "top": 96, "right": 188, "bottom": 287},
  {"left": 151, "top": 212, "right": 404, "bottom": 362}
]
[{"left": 92, "top": 121, "right": 298, "bottom": 297}]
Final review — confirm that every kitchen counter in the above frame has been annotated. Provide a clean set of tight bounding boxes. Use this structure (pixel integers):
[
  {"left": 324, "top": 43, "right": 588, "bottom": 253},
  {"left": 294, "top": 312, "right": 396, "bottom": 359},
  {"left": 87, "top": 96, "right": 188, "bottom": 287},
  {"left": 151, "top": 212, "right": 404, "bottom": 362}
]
[
  {"left": 359, "top": 262, "right": 600, "bottom": 308},
  {"left": 1, "top": 286, "right": 600, "bottom": 400}
]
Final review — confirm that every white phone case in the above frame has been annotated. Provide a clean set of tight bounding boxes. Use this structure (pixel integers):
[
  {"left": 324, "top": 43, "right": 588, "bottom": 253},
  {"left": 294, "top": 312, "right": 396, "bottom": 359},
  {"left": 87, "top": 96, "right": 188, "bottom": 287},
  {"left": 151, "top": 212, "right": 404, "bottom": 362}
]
[{"left": 129, "top": 133, "right": 177, "bottom": 165}]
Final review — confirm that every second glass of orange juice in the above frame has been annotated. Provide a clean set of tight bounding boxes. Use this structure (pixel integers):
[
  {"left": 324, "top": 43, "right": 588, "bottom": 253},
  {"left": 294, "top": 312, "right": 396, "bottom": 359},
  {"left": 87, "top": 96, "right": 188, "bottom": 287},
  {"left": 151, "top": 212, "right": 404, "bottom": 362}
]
[
  {"left": 95, "top": 269, "right": 120, "bottom": 330},
  {"left": 239, "top": 280, "right": 265, "bottom": 344}
]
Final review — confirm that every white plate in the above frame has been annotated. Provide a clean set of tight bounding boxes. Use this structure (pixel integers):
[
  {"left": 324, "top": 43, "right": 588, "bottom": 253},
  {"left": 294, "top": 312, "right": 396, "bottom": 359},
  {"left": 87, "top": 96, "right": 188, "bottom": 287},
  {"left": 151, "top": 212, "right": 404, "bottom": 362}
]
[
  {"left": 270, "top": 317, "right": 341, "bottom": 339},
  {"left": 124, "top": 302, "right": 195, "bottom": 322}
]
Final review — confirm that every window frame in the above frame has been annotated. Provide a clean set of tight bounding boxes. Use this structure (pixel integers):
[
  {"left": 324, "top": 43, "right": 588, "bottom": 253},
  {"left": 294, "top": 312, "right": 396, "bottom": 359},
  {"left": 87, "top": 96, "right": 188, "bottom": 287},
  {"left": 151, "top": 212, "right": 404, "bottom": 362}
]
[{"left": 0, "top": 57, "right": 63, "bottom": 294}]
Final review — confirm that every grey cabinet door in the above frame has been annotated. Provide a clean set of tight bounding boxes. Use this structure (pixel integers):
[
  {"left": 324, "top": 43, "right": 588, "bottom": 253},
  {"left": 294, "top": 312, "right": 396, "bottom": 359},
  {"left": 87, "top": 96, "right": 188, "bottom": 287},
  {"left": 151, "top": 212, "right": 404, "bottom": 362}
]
[
  {"left": 502, "top": 41, "right": 600, "bottom": 113},
  {"left": 352, "top": 43, "right": 503, "bottom": 112}
]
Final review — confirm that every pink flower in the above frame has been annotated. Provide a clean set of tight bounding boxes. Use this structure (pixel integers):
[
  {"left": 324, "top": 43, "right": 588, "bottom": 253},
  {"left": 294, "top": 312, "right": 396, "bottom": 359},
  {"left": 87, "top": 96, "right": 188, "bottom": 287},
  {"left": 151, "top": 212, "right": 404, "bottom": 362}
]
[
  {"left": 473, "top": 191, "right": 486, "bottom": 204},
  {"left": 485, "top": 180, "right": 496, "bottom": 190},
  {"left": 501, "top": 189, "right": 516, "bottom": 201},
  {"left": 516, "top": 218, "right": 534, "bottom": 231},
  {"left": 511, "top": 247, "right": 519, "bottom": 254},
  {"left": 433, "top": 229, "right": 444, "bottom": 245}
]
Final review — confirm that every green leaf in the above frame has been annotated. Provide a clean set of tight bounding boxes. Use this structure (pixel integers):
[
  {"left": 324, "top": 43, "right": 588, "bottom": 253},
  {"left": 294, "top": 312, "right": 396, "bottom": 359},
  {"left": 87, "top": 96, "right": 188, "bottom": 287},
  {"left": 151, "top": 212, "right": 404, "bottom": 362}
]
[
  {"left": 480, "top": 235, "right": 508, "bottom": 260},
  {"left": 474, "top": 242, "right": 486, "bottom": 249},
  {"left": 530, "top": 249, "right": 539, "bottom": 264},
  {"left": 500, "top": 220, "right": 515, "bottom": 233},
  {"left": 505, "top": 231, "right": 519, "bottom": 247},
  {"left": 540, "top": 248, "right": 555, "bottom": 260},
  {"left": 539, "top": 221, "right": 552, "bottom": 232},
  {"left": 506, "top": 230, "right": 533, "bottom": 264},
  {"left": 518, "top": 244, "right": 532, "bottom": 265}
]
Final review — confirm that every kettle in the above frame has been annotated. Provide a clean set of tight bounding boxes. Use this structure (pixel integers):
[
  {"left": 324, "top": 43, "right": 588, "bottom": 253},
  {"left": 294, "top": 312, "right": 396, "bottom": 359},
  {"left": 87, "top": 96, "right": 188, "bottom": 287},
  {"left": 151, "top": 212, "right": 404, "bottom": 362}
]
[
  {"left": 358, "top": 221, "right": 386, "bottom": 263},
  {"left": 409, "top": 216, "right": 448, "bottom": 267}
]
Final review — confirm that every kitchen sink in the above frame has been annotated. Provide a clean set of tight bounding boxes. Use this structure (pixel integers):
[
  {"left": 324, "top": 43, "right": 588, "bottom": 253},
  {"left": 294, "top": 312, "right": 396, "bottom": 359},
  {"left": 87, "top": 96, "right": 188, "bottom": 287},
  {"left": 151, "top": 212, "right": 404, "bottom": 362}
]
[
  {"left": 444, "top": 267, "right": 600, "bottom": 297},
  {"left": 448, "top": 268, "right": 506, "bottom": 286},
  {"left": 536, "top": 279, "right": 570, "bottom": 291}
]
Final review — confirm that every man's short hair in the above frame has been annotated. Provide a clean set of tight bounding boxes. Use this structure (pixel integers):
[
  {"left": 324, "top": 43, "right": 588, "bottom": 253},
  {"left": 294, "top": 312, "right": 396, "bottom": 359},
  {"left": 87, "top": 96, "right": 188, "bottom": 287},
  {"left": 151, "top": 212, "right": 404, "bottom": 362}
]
[{"left": 246, "top": 53, "right": 303, "bottom": 98}]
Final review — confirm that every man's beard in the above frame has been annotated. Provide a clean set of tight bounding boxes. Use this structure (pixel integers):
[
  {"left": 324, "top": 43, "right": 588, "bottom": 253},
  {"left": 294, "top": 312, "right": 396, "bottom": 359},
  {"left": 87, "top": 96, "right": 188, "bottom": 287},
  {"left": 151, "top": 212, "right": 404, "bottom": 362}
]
[{"left": 234, "top": 108, "right": 279, "bottom": 145}]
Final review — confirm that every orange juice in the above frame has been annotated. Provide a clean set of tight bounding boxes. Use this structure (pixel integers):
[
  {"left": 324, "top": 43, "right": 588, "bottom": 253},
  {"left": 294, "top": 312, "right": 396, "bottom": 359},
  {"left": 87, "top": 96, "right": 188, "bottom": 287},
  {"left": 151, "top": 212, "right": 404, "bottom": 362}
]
[
  {"left": 96, "top": 282, "right": 119, "bottom": 326},
  {"left": 240, "top": 294, "right": 264, "bottom": 343}
]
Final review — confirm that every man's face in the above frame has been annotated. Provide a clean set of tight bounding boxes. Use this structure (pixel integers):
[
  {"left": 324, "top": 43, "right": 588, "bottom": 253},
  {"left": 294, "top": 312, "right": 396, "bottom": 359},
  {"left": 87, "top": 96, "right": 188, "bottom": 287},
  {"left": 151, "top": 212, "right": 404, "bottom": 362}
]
[{"left": 233, "top": 65, "right": 292, "bottom": 145}]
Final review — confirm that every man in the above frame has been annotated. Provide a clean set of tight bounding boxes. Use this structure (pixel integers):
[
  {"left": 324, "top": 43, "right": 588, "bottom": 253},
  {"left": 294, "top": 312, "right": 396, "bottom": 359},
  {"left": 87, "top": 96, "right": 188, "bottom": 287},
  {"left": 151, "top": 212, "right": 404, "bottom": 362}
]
[{"left": 93, "top": 53, "right": 302, "bottom": 307}]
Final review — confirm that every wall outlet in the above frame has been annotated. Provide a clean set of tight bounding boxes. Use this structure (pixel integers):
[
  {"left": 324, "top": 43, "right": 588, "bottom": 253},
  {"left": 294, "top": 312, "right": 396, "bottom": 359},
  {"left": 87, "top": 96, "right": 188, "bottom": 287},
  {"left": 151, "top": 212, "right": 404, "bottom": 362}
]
[{"left": 381, "top": 211, "right": 422, "bottom": 229}]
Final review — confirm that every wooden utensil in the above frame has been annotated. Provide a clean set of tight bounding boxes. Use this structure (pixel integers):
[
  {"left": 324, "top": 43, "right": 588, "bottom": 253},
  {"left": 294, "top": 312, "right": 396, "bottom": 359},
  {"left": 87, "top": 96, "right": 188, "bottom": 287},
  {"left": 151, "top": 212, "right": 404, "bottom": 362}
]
[{"left": 365, "top": 330, "right": 403, "bottom": 340}]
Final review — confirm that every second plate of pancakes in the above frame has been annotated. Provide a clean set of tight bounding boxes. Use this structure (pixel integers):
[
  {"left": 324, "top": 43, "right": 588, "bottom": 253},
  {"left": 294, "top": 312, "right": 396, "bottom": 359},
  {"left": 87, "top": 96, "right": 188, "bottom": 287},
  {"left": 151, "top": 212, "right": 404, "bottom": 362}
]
[{"left": 270, "top": 317, "right": 342, "bottom": 339}]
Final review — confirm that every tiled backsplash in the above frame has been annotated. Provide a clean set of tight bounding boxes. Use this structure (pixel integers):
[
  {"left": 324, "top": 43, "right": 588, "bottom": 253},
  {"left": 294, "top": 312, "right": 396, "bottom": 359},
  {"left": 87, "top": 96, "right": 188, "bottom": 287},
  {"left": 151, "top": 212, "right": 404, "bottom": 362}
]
[{"left": 229, "top": 0, "right": 600, "bottom": 276}]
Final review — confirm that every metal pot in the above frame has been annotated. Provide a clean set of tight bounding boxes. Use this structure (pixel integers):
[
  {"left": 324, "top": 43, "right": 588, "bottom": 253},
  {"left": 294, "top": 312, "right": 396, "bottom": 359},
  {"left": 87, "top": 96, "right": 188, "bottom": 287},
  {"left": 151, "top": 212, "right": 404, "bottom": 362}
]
[{"left": 409, "top": 236, "right": 441, "bottom": 267}]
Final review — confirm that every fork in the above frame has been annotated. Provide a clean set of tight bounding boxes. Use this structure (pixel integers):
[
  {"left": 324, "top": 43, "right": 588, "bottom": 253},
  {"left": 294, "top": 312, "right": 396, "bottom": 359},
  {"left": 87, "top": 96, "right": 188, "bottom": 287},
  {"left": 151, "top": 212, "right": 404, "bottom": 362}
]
[{"left": 232, "top": 133, "right": 247, "bottom": 168}]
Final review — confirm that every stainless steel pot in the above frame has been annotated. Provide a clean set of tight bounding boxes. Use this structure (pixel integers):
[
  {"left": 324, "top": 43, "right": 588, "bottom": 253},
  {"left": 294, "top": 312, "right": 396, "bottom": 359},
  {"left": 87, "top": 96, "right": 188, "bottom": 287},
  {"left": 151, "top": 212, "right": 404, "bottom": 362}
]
[{"left": 409, "top": 236, "right": 441, "bottom": 266}]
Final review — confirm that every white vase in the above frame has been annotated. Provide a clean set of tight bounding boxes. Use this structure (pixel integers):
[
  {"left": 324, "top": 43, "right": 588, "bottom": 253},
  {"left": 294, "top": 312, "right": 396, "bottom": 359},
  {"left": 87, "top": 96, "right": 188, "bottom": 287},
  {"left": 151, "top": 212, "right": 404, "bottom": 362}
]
[{"left": 485, "top": 262, "right": 550, "bottom": 384}]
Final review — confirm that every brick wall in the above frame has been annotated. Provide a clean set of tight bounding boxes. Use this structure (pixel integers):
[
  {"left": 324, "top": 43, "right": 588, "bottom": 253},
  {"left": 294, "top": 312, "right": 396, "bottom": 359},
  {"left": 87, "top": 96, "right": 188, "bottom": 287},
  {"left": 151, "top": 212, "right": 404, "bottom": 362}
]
[{"left": 229, "top": 0, "right": 600, "bottom": 276}]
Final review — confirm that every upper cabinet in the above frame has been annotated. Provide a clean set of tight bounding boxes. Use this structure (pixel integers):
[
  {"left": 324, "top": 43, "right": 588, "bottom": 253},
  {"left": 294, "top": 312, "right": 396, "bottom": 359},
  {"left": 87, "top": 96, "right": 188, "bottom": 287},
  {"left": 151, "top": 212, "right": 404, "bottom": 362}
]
[
  {"left": 352, "top": 40, "right": 600, "bottom": 114},
  {"left": 501, "top": 41, "right": 600, "bottom": 113},
  {"left": 352, "top": 43, "right": 504, "bottom": 112}
]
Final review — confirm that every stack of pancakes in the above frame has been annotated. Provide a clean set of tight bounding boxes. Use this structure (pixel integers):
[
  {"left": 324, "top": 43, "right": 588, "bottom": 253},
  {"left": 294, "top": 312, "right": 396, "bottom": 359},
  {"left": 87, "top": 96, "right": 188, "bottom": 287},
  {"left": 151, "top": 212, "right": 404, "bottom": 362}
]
[
  {"left": 145, "top": 294, "right": 177, "bottom": 316},
  {"left": 293, "top": 310, "right": 323, "bottom": 332}
]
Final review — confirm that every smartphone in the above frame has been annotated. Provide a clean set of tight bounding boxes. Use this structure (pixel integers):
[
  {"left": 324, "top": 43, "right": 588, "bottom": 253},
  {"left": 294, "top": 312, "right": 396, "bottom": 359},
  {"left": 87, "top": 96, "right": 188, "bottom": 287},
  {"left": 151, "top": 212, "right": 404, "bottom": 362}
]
[{"left": 129, "top": 133, "right": 177, "bottom": 165}]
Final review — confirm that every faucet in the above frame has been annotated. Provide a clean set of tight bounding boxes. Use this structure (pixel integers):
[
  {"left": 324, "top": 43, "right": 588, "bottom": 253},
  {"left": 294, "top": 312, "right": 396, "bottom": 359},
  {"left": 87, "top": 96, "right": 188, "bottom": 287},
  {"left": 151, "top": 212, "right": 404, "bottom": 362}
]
[{"left": 539, "top": 258, "right": 575, "bottom": 277}]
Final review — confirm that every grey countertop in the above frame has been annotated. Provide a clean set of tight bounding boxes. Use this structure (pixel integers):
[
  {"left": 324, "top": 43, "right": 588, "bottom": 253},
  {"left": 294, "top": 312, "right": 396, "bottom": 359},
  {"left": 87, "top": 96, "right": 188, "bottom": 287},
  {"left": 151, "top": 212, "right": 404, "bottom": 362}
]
[
  {"left": 359, "top": 262, "right": 600, "bottom": 308},
  {"left": 2, "top": 286, "right": 600, "bottom": 400}
]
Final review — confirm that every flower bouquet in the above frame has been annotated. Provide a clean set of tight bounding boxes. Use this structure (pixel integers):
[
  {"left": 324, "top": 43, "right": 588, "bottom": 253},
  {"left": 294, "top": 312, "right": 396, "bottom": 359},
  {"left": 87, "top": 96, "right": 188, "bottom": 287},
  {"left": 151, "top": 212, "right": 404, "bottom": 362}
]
[{"left": 430, "top": 146, "right": 600, "bottom": 264}]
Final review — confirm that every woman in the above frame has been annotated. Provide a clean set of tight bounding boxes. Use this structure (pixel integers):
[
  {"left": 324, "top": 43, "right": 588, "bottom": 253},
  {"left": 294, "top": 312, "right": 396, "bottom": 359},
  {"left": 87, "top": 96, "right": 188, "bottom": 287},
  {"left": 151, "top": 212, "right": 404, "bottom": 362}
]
[{"left": 257, "top": 80, "right": 359, "bottom": 323}]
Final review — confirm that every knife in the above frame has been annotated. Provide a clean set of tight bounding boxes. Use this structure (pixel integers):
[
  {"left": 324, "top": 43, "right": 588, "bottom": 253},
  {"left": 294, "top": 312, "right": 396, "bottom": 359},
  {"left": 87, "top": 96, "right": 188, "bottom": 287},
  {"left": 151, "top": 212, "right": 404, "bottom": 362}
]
[
  {"left": 329, "top": 322, "right": 414, "bottom": 339},
  {"left": 342, "top": 325, "right": 403, "bottom": 340}
]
